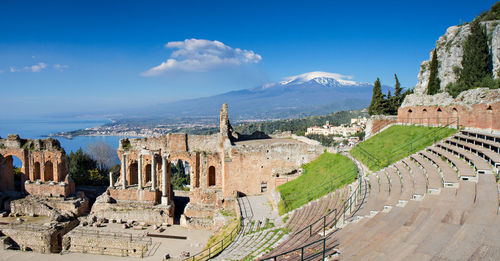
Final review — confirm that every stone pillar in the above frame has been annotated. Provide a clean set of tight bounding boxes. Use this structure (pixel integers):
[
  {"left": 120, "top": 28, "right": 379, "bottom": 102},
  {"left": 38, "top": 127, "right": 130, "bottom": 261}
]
[
  {"left": 161, "top": 154, "right": 169, "bottom": 205},
  {"left": 151, "top": 153, "right": 157, "bottom": 191},
  {"left": 138, "top": 154, "right": 143, "bottom": 190},
  {"left": 109, "top": 172, "right": 114, "bottom": 188},
  {"left": 121, "top": 154, "right": 127, "bottom": 189}
]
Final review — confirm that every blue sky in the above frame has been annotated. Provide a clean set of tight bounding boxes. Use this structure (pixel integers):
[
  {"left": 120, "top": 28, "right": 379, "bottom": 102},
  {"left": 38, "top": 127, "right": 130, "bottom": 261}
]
[{"left": 0, "top": 0, "right": 497, "bottom": 119}]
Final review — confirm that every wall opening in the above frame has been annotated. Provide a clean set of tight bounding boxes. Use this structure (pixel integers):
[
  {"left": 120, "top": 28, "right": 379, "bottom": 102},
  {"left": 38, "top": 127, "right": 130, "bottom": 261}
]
[
  {"left": 129, "top": 162, "right": 138, "bottom": 185},
  {"left": 33, "top": 162, "right": 41, "bottom": 180},
  {"left": 0, "top": 155, "right": 24, "bottom": 192},
  {"left": 145, "top": 163, "right": 152, "bottom": 184},
  {"left": 44, "top": 161, "right": 54, "bottom": 182},
  {"left": 208, "top": 166, "right": 216, "bottom": 186}
]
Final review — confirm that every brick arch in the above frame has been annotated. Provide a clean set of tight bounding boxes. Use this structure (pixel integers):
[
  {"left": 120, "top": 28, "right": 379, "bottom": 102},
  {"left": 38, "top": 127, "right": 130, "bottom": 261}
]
[
  {"left": 44, "top": 160, "right": 54, "bottom": 182},
  {"left": 169, "top": 153, "right": 199, "bottom": 188},
  {"left": 0, "top": 152, "right": 26, "bottom": 192}
]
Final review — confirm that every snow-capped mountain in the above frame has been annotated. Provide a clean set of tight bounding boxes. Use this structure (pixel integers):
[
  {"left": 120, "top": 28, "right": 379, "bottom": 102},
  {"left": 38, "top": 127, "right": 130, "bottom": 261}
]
[
  {"left": 135, "top": 71, "right": 392, "bottom": 120},
  {"left": 260, "top": 71, "right": 369, "bottom": 90}
]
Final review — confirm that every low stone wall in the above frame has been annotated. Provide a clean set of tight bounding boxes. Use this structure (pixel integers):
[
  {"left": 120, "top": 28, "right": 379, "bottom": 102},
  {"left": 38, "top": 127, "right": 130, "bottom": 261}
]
[
  {"left": 24, "top": 181, "right": 73, "bottom": 197},
  {"left": 10, "top": 196, "right": 89, "bottom": 220},
  {"left": 108, "top": 187, "right": 160, "bottom": 203},
  {"left": 90, "top": 201, "right": 173, "bottom": 225},
  {"left": 64, "top": 228, "right": 151, "bottom": 258},
  {"left": 365, "top": 115, "right": 398, "bottom": 138},
  {"left": 1, "top": 220, "right": 78, "bottom": 253}
]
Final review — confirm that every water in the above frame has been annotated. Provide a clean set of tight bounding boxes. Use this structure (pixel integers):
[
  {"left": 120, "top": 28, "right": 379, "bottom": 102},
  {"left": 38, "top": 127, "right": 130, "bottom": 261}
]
[{"left": 0, "top": 117, "right": 134, "bottom": 167}]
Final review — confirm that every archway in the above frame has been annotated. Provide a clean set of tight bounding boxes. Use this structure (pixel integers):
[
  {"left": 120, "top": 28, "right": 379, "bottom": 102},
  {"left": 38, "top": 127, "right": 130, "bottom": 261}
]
[
  {"left": 0, "top": 155, "right": 24, "bottom": 192},
  {"left": 129, "top": 162, "right": 138, "bottom": 185},
  {"left": 44, "top": 161, "right": 54, "bottom": 181},
  {"left": 437, "top": 108, "right": 442, "bottom": 125},
  {"left": 33, "top": 162, "right": 41, "bottom": 180},
  {"left": 208, "top": 166, "right": 216, "bottom": 187}
]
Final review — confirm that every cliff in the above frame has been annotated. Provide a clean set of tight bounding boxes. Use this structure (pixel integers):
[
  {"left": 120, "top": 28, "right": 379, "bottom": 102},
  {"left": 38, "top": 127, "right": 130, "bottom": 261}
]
[{"left": 414, "top": 20, "right": 500, "bottom": 95}]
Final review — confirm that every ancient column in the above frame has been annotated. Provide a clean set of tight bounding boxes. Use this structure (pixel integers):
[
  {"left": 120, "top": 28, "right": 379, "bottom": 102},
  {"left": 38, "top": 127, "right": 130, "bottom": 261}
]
[
  {"left": 138, "top": 154, "right": 143, "bottom": 190},
  {"left": 151, "top": 153, "right": 157, "bottom": 191},
  {"left": 121, "top": 154, "right": 127, "bottom": 189},
  {"left": 109, "top": 172, "right": 114, "bottom": 188},
  {"left": 161, "top": 155, "right": 168, "bottom": 205}
]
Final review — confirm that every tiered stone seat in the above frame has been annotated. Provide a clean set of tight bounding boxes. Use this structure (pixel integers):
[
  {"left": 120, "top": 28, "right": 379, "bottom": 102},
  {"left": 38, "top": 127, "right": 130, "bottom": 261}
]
[
  {"left": 419, "top": 150, "right": 459, "bottom": 187},
  {"left": 326, "top": 133, "right": 500, "bottom": 260},
  {"left": 436, "top": 141, "right": 492, "bottom": 174},
  {"left": 260, "top": 185, "right": 352, "bottom": 259},
  {"left": 411, "top": 154, "right": 442, "bottom": 193},
  {"left": 427, "top": 146, "right": 476, "bottom": 180},
  {"left": 451, "top": 133, "right": 500, "bottom": 172}
]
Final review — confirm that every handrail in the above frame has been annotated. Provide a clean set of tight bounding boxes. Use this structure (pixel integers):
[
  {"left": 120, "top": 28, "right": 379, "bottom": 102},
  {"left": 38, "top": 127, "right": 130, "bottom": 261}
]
[
  {"left": 262, "top": 174, "right": 367, "bottom": 261},
  {"left": 184, "top": 215, "right": 242, "bottom": 261}
]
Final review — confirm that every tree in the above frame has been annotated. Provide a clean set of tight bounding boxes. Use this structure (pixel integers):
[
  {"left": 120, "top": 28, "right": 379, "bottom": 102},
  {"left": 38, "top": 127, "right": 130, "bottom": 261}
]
[
  {"left": 68, "top": 148, "right": 98, "bottom": 185},
  {"left": 427, "top": 49, "right": 441, "bottom": 95},
  {"left": 86, "top": 141, "right": 118, "bottom": 172},
  {"left": 368, "top": 78, "right": 384, "bottom": 115},
  {"left": 459, "top": 19, "right": 491, "bottom": 88},
  {"left": 394, "top": 74, "right": 403, "bottom": 104}
]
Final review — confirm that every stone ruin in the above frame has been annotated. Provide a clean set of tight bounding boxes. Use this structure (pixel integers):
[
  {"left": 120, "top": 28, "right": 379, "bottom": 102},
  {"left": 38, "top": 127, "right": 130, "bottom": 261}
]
[
  {"left": 0, "top": 134, "right": 89, "bottom": 254},
  {"left": 90, "top": 103, "right": 324, "bottom": 231},
  {"left": 398, "top": 88, "right": 500, "bottom": 131}
]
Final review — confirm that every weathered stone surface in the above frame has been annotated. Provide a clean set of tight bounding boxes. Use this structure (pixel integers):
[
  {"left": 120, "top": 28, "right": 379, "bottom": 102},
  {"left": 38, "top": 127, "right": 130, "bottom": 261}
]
[
  {"left": 10, "top": 195, "right": 89, "bottom": 221},
  {"left": 414, "top": 20, "right": 500, "bottom": 95},
  {"left": 90, "top": 201, "right": 173, "bottom": 225},
  {"left": 402, "top": 88, "right": 500, "bottom": 108}
]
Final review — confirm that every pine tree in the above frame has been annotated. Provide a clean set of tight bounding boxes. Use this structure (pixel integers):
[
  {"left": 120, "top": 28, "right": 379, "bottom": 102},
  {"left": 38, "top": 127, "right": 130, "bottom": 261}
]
[
  {"left": 368, "top": 78, "right": 384, "bottom": 115},
  {"left": 385, "top": 90, "right": 393, "bottom": 115},
  {"left": 427, "top": 49, "right": 441, "bottom": 95},
  {"left": 459, "top": 19, "right": 491, "bottom": 88}
]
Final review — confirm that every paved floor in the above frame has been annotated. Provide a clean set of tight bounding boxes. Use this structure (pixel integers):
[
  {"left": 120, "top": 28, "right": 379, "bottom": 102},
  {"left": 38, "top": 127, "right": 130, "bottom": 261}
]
[
  {"left": 0, "top": 223, "right": 212, "bottom": 261},
  {"left": 245, "top": 194, "right": 282, "bottom": 226}
]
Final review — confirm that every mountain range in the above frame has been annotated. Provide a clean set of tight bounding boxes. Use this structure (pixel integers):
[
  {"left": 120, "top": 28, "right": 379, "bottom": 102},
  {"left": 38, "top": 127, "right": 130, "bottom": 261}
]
[{"left": 128, "top": 71, "right": 392, "bottom": 122}]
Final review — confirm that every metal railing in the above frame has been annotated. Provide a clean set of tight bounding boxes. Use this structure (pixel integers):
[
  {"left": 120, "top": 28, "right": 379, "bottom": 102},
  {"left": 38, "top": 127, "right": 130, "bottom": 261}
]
[
  {"left": 184, "top": 218, "right": 242, "bottom": 261},
  {"left": 262, "top": 175, "right": 367, "bottom": 261},
  {"left": 262, "top": 236, "right": 339, "bottom": 261}
]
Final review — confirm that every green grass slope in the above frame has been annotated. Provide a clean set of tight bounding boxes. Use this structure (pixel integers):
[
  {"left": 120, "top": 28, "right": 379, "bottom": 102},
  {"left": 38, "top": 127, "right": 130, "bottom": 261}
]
[
  {"left": 278, "top": 152, "right": 357, "bottom": 214},
  {"left": 350, "top": 125, "right": 457, "bottom": 171}
]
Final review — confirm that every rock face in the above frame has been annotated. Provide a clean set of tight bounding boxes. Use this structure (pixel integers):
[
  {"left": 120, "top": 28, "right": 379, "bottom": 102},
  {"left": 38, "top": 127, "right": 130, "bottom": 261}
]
[
  {"left": 402, "top": 88, "right": 500, "bottom": 108},
  {"left": 414, "top": 20, "right": 500, "bottom": 95}
]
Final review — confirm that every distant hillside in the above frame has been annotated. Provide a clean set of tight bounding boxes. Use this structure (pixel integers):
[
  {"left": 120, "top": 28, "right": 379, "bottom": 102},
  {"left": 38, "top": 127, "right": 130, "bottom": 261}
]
[{"left": 127, "top": 71, "right": 392, "bottom": 122}]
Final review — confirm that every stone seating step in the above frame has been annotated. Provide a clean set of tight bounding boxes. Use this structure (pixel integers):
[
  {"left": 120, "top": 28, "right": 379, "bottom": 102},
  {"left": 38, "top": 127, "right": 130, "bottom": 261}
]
[
  {"left": 402, "top": 158, "right": 428, "bottom": 197},
  {"left": 393, "top": 163, "right": 414, "bottom": 201},
  {"left": 411, "top": 154, "right": 442, "bottom": 191},
  {"left": 428, "top": 146, "right": 476, "bottom": 179},
  {"left": 437, "top": 141, "right": 492, "bottom": 174},
  {"left": 419, "top": 150, "right": 459, "bottom": 186}
]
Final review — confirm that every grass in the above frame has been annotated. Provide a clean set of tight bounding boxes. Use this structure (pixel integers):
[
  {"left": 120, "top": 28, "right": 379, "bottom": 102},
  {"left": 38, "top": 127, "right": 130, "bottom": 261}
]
[
  {"left": 205, "top": 216, "right": 240, "bottom": 250},
  {"left": 350, "top": 125, "right": 457, "bottom": 171},
  {"left": 278, "top": 152, "right": 357, "bottom": 214}
]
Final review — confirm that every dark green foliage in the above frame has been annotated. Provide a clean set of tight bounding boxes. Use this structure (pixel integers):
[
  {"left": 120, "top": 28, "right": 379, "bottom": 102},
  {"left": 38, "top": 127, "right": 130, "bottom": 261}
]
[
  {"left": 447, "top": 19, "right": 494, "bottom": 97},
  {"left": 367, "top": 75, "right": 410, "bottom": 116},
  {"left": 67, "top": 148, "right": 116, "bottom": 186},
  {"left": 171, "top": 159, "right": 189, "bottom": 190},
  {"left": 459, "top": 20, "right": 491, "bottom": 88},
  {"left": 368, "top": 78, "right": 384, "bottom": 115},
  {"left": 427, "top": 49, "right": 441, "bottom": 95},
  {"left": 234, "top": 110, "right": 367, "bottom": 136},
  {"left": 476, "top": 2, "right": 500, "bottom": 22}
]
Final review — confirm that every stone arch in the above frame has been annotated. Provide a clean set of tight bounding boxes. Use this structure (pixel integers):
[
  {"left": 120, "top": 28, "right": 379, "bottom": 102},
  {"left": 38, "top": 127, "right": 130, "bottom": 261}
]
[
  {"left": 208, "top": 166, "right": 216, "bottom": 187},
  {"left": 129, "top": 162, "right": 138, "bottom": 185},
  {"left": 487, "top": 105, "right": 493, "bottom": 111},
  {"left": 170, "top": 154, "right": 198, "bottom": 188},
  {"left": 0, "top": 154, "right": 24, "bottom": 192},
  {"left": 33, "top": 162, "right": 41, "bottom": 180},
  {"left": 44, "top": 161, "right": 54, "bottom": 182}
]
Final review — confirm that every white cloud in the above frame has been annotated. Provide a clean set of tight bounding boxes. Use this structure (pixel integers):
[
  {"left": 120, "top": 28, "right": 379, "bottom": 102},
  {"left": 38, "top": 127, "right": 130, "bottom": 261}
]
[
  {"left": 53, "top": 64, "right": 69, "bottom": 71},
  {"left": 10, "top": 66, "right": 20, "bottom": 72},
  {"left": 24, "top": 62, "right": 48, "bottom": 72},
  {"left": 142, "top": 39, "right": 262, "bottom": 76}
]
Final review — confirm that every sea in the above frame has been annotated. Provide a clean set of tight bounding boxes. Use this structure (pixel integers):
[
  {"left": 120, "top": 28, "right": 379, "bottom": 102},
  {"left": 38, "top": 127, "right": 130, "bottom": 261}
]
[{"left": 0, "top": 117, "right": 133, "bottom": 167}]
